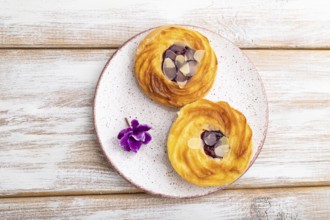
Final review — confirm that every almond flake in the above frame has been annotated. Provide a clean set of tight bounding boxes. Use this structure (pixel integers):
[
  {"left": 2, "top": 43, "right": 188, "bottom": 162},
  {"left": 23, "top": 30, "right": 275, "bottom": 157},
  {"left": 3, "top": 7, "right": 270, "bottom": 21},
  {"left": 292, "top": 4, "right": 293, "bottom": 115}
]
[
  {"left": 188, "top": 137, "right": 203, "bottom": 149},
  {"left": 179, "top": 63, "right": 190, "bottom": 76},
  {"left": 177, "top": 80, "right": 187, "bottom": 89},
  {"left": 214, "top": 144, "right": 229, "bottom": 158},
  {"left": 194, "top": 50, "right": 205, "bottom": 62},
  {"left": 164, "top": 58, "right": 176, "bottom": 68},
  {"left": 220, "top": 136, "right": 229, "bottom": 145},
  {"left": 175, "top": 55, "right": 185, "bottom": 66}
]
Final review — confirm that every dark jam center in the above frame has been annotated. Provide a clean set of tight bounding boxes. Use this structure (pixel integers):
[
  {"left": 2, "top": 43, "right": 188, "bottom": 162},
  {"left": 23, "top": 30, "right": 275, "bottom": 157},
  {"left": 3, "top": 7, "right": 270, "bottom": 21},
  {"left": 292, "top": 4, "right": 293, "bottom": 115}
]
[
  {"left": 201, "top": 130, "right": 224, "bottom": 158},
  {"left": 162, "top": 44, "right": 198, "bottom": 83}
]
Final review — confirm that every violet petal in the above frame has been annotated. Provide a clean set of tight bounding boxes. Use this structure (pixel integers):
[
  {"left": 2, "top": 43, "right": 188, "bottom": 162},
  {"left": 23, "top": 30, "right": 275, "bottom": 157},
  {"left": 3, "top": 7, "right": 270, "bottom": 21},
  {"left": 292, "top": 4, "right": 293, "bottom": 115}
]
[
  {"left": 131, "top": 119, "right": 139, "bottom": 129},
  {"left": 132, "top": 131, "right": 145, "bottom": 142},
  {"left": 137, "top": 124, "right": 152, "bottom": 132},
  {"left": 119, "top": 131, "right": 132, "bottom": 148},
  {"left": 122, "top": 143, "right": 131, "bottom": 151},
  {"left": 128, "top": 137, "right": 142, "bottom": 152},
  {"left": 143, "top": 132, "right": 152, "bottom": 144},
  {"left": 117, "top": 127, "right": 132, "bottom": 139}
]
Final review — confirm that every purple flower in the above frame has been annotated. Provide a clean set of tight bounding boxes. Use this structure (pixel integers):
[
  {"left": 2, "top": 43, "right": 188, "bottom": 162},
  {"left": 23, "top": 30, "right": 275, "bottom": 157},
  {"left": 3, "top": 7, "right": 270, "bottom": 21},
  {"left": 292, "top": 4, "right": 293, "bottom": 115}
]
[{"left": 117, "top": 119, "right": 152, "bottom": 152}]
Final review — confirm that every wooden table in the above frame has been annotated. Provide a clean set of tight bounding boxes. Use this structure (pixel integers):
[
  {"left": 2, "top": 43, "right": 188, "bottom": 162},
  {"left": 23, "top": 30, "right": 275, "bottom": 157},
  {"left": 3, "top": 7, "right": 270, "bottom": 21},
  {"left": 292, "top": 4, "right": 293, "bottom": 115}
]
[{"left": 1, "top": 0, "right": 329, "bottom": 219}]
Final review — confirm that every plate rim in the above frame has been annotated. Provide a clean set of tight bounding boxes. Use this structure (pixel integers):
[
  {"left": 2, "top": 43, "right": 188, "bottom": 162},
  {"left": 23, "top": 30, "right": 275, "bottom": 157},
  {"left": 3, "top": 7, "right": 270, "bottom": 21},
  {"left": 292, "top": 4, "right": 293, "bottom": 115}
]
[{"left": 93, "top": 25, "right": 269, "bottom": 199}]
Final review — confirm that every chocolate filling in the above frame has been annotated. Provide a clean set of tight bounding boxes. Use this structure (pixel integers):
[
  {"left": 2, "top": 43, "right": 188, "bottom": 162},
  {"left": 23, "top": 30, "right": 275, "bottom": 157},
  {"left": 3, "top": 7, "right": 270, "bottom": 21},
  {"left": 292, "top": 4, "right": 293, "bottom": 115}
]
[
  {"left": 201, "top": 130, "right": 225, "bottom": 158},
  {"left": 162, "top": 44, "right": 203, "bottom": 84}
]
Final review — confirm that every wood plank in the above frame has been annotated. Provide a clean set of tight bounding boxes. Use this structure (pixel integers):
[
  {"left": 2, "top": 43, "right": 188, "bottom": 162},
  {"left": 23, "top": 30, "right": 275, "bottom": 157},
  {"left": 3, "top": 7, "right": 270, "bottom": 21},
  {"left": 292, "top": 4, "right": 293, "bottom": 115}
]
[
  {"left": 0, "top": 49, "right": 137, "bottom": 196},
  {"left": 0, "top": 49, "right": 329, "bottom": 197},
  {"left": 1, "top": 187, "right": 330, "bottom": 219},
  {"left": 0, "top": 0, "right": 330, "bottom": 48}
]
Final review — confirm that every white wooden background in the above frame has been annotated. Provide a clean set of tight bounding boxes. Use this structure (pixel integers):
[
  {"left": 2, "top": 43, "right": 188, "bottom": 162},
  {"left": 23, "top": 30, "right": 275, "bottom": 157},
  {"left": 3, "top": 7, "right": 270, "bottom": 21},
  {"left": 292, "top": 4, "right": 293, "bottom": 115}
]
[{"left": 0, "top": 0, "right": 330, "bottom": 219}]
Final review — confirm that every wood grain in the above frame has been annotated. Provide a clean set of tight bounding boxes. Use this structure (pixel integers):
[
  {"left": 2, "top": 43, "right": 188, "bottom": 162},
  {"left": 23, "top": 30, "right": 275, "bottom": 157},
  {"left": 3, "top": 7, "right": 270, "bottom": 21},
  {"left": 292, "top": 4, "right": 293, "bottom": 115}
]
[
  {"left": 0, "top": 0, "right": 330, "bottom": 48},
  {"left": 1, "top": 187, "right": 330, "bottom": 219},
  {"left": 0, "top": 49, "right": 329, "bottom": 197}
]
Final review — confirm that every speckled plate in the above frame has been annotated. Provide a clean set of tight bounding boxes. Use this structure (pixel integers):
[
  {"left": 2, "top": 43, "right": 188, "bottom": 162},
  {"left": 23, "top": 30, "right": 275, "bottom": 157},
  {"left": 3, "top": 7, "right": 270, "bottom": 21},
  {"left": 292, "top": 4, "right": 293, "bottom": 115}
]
[{"left": 94, "top": 26, "right": 268, "bottom": 198}]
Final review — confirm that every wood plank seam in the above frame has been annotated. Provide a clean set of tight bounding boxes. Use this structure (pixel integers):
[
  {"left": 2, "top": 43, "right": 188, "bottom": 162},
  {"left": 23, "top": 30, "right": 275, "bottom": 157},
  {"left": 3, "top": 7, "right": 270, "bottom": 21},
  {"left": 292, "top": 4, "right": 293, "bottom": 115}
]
[
  {"left": 1, "top": 185, "right": 330, "bottom": 200},
  {"left": 2, "top": 184, "right": 330, "bottom": 199}
]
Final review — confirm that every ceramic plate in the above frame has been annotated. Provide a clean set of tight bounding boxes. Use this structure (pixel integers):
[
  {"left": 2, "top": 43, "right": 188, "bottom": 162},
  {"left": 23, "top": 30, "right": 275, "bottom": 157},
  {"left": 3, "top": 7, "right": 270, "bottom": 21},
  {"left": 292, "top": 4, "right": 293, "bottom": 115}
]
[{"left": 94, "top": 26, "right": 268, "bottom": 198}]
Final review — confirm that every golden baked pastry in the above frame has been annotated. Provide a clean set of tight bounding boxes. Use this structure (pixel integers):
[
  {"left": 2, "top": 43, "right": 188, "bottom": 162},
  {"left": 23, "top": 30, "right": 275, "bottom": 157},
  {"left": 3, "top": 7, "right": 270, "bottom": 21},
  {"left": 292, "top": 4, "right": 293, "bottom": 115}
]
[
  {"left": 134, "top": 25, "right": 218, "bottom": 107},
  {"left": 167, "top": 99, "right": 252, "bottom": 186}
]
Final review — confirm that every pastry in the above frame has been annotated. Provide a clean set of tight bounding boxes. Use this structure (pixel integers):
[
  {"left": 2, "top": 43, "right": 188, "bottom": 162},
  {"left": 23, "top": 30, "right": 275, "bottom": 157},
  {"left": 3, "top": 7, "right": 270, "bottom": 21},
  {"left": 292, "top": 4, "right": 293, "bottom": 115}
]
[
  {"left": 167, "top": 99, "right": 252, "bottom": 186},
  {"left": 134, "top": 25, "right": 218, "bottom": 107}
]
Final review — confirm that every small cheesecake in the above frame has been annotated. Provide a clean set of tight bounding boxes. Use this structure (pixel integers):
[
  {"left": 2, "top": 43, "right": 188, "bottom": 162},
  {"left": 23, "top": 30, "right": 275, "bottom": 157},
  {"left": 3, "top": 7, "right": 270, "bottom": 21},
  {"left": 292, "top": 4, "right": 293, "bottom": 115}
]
[
  {"left": 134, "top": 25, "right": 218, "bottom": 107},
  {"left": 167, "top": 99, "right": 253, "bottom": 186}
]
